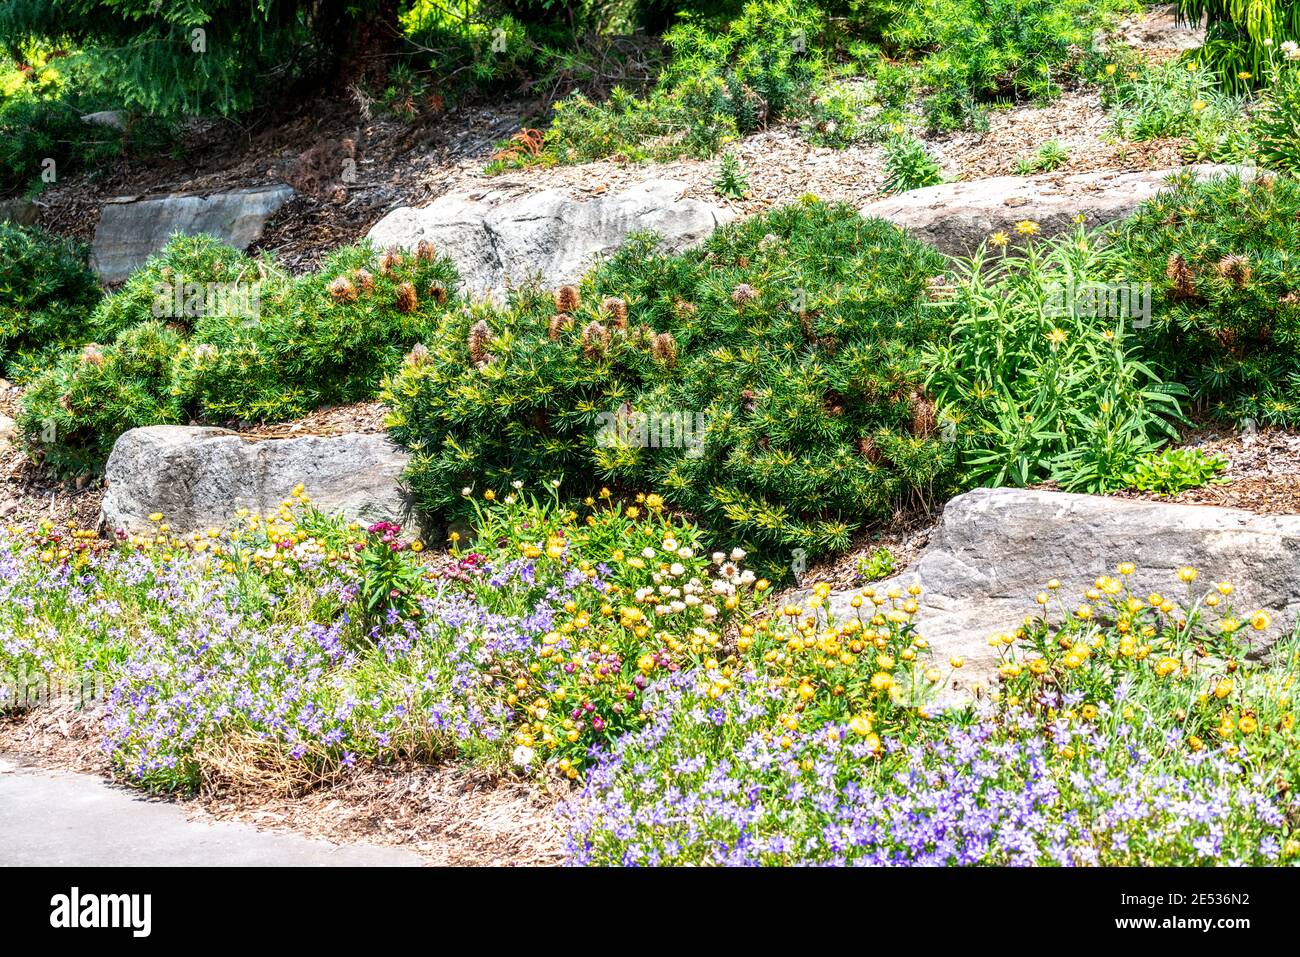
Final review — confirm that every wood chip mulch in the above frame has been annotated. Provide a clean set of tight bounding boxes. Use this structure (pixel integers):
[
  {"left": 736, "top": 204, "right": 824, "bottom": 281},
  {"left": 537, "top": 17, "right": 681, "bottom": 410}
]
[{"left": 0, "top": 704, "right": 565, "bottom": 867}]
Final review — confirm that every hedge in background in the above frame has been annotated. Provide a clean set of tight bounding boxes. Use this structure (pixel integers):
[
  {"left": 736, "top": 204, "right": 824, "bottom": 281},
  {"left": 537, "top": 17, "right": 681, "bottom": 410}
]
[{"left": 383, "top": 198, "right": 956, "bottom": 575}]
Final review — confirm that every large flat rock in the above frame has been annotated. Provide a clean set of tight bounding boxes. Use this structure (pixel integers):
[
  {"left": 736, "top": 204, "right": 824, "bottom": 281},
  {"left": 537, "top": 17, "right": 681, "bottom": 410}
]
[
  {"left": 367, "top": 179, "right": 732, "bottom": 298},
  {"left": 100, "top": 425, "right": 415, "bottom": 535},
  {"left": 814, "top": 488, "right": 1300, "bottom": 704},
  {"left": 859, "top": 165, "right": 1245, "bottom": 257},
  {"left": 91, "top": 184, "right": 294, "bottom": 284}
]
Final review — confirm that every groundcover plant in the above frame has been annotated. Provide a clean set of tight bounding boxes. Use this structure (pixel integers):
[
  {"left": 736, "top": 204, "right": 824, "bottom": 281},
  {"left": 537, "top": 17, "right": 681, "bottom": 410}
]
[{"left": 1, "top": 489, "right": 1295, "bottom": 865}]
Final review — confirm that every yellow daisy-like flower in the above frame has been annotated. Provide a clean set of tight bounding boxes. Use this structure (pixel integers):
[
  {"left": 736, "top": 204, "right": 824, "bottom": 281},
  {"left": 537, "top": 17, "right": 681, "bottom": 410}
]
[
  {"left": 1178, "top": 566, "right": 1198, "bottom": 583},
  {"left": 1251, "top": 611, "right": 1271, "bottom": 631},
  {"left": 1014, "top": 220, "right": 1040, "bottom": 236},
  {"left": 1191, "top": 99, "right": 1207, "bottom": 112},
  {"left": 989, "top": 230, "right": 1010, "bottom": 248},
  {"left": 1046, "top": 327, "right": 1068, "bottom": 347},
  {"left": 1104, "top": 64, "right": 1117, "bottom": 76}
]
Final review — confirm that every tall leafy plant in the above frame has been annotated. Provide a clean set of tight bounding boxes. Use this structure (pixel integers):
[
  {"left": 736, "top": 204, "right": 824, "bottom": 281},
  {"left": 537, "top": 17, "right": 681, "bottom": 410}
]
[{"left": 925, "top": 228, "right": 1186, "bottom": 492}]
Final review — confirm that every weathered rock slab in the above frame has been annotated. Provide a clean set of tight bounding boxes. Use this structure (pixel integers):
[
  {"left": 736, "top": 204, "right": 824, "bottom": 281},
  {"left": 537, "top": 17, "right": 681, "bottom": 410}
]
[
  {"left": 100, "top": 425, "right": 415, "bottom": 535},
  {"left": 0, "top": 198, "right": 38, "bottom": 227},
  {"left": 91, "top": 184, "right": 294, "bottom": 284},
  {"left": 367, "top": 179, "right": 732, "bottom": 298},
  {"left": 816, "top": 488, "right": 1300, "bottom": 704},
  {"left": 859, "top": 165, "right": 1246, "bottom": 257}
]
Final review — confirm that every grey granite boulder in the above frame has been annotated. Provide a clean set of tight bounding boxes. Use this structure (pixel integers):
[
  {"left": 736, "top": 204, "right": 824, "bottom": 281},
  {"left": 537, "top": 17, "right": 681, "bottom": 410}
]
[
  {"left": 0, "top": 198, "right": 38, "bottom": 226},
  {"left": 367, "top": 179, "right": 732, "bottom": 298},
  {"left": 91, "top": 184, "right": 294, "bottom": 284},
  {"left": 812, "top": 487, "right": 1300, "bottom": 704},
  {"left": 100, "top": 425, "right": 415, "bottom": 535},
  {"left": 859, "top": 165, "right": 1247, "bottom": 257}
]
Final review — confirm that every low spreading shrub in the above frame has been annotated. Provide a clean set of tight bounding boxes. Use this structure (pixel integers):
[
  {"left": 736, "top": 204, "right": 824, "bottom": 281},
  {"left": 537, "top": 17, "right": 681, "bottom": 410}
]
[
  {"left": 19, "top": 235, "right": 461, "bottom": 475},
  {"left": 0, "top": 222, "right": 102, "bottom": 379},
  {"left": 1114, "top": 171, "right": 1300, "bottom": 426},
  {"left": 384, "top": 198, "right": 956, "bottom": 575},
  {"left": 925, "top": 227, "right": 1186, "bottom": 492}
]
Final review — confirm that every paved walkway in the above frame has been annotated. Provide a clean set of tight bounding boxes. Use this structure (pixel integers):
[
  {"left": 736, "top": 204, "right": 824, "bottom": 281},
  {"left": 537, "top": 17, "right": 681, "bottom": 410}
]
[{"left": 0, "top": 755, "right": 424, "bottom": 866}]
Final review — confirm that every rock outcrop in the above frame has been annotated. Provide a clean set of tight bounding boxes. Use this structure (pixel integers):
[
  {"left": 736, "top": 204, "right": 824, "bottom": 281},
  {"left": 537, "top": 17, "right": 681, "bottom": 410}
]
[
  {"left": 367, "top": 179, "right": 731, "bottom": 298},
  {"left": 812, "top": 487, "right": 1300, "bottom": 704},
  {"left": 859, "top": 165, "right": 1247, "bottom": 257},
  {"left": 100, "top": 426, "right": 414, "bottom": 535},
  {"left": 90, "top": 184, "right": 294, "bottom": 284}
]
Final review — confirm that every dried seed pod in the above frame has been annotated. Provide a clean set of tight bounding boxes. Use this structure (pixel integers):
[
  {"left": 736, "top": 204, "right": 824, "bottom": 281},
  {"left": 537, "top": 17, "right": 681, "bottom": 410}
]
[
  {"left": 468, "top": 320, "right": 492, "bottom": 366},
  {"left": 380, "top": 247, "right": 403, "bottom": 275},
  {"left": 602, "top": 296, "right": 628, "bottom": 329},
  {"left": 857, "top": 435, "right": 882, "bottom": 464},
  {"left": 908, "top": 388, "right": 937, "bottom": 437},
  {"left": 328, "top": 276, "right": 358, "bottom": 303},
  {"left": 355, "top": 269, "right": 375, "bottom": 295},
  {"left": 406, "top": 343, "right": 431, "bottom": 367},
  {"left": 651, "top": 331, "right": 677, "bottom": 367},
  {"left": 582, "top": 321, "right": 611, "bottom": 359},
  {"left": 731, "top": 283, "right": 758, "bottom": 307},
  {"left": 673, "top": 299, "right": 697, "bottom": 320},
  {"left": 395, "top": 282, "right": 418, "bottom": 314},
  {"left": 556, "top": 284, "right": 581, "bottom": 313},
  {"left": 416, "top": 239, "right": 437, "bottom": 262},
  {"left": 1166, "top": 253, "right": 1196, "bottom": 299},
  {"left": 80, "top": 344, "right": 105, "bottom": 367},
  {"left": 427, "top": 281, "right": 448, "bottom": 306},
  {"left": 1216, "top": 253, "right": 1251, "bottom": 288},
  {"left": 548, "top": 312, "right": 573, "bottom": 341}
]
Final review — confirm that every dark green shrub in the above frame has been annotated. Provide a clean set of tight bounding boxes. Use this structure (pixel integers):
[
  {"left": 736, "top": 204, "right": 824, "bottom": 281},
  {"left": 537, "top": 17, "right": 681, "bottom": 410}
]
[
  {"left": 1115, "top": 171, "right": 1300, "bottom": 426},
  {"left": 544, "top": 0, "right": 823, "bottom": 163},
  {"left": 882, "top": 0, "right": 1136, "bottom": 130},
  {"left": 0, "top": 54, "right": 176, "bottom": 196},
  {"left": 19, "top": 321, "right": 185, "bottom": 476},
  {"left": 384, "top": 199, "right": 956, "bottom": 573},
  {"left": 19, "top": 235, "right": 462, "bottom": 474},
  {"left": 0, "top": 222, "right": 101, "bottom": 379}
]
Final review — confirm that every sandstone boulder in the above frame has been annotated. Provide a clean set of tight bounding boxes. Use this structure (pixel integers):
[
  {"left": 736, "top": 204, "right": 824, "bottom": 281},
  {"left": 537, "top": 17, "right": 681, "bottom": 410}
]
[
  {"left": 100, "top": 426, "right": 415, "bottom": 536},
  {"left": 859, "top": 165, "right": 1246, "bottom": 257},
  {"left": 91, "top": 184, "right": 294, "bottom": 284},
  {"left": 367, "top": 179, "right": 731, "bottom": 298},
  {"left": 812, "top": 487, "right": 1300, "bottom": 704}
]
